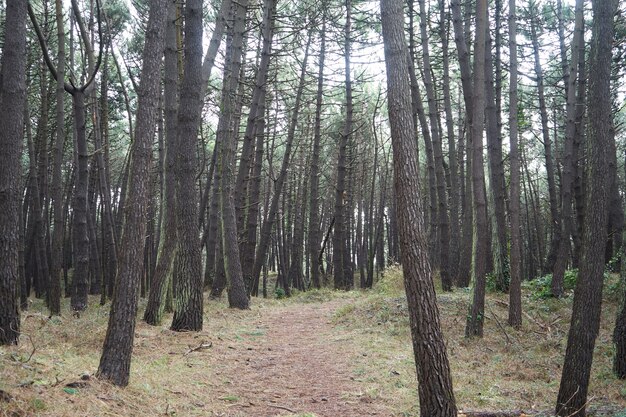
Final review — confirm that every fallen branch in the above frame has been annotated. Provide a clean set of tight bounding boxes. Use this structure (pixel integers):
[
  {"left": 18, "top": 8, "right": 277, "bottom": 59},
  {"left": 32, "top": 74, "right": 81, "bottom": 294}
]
[
  {"left": 184, "top": 341, "right": 212, "bottom": 356},
  {"left": 268, "top": 404, "right": 298, "bottom": 413},
  {"left": 486, "top": 302, "right": 511, "bottom": 345}
]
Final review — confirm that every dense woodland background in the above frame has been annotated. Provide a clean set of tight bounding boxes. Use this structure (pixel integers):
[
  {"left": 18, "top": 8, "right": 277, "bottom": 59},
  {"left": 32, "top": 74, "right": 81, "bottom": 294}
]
[{"left": 1, "top": 0, "right": 626, "bottom": 415}]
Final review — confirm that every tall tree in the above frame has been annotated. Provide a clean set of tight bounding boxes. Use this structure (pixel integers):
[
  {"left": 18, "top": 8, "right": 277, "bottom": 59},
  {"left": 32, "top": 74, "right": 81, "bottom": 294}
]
[
  {"left": 216, "top": 0, "right": 250, "bottom": 309},
  {"left": 97, "top": 0, "right": 169, "bottom": 386},
  {"left": 308, "top": 14, "right": 326, "bottom": 290},
  {"left": 555, "top": 0, "right": 618, "bottom": 414},
  {"left": 333, "top": 0, "right": 354, "bottom": 290},
  {"left": 380, "top": 0, "right": 457, "bottom": 413},
  {"left": 465, "top": 0, "right": 489, "bottom": 338},
  {"left": 508, "top": 0, "right": 522, "bottom": 328},
  {"left": 0, "top": 0, "right": 28, "bottom": 346},
  {"left": 48, "top": 0, "right": 66, "bottom": 315},
  {"left": 171, "top": 0, "right": 205, "bottom": 330},
  {"left": 551, "top": 0, "right": 585, "bottom": 298},
  {"left": 143, "top": 0, "right": 178, "bottom": 326},
  {"left": 417, "top": 0, "right": 451, "bottom": 291}
]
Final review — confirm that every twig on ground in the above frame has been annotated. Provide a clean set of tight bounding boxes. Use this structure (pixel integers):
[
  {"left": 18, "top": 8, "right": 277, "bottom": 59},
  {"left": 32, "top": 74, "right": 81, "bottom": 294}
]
[
  {"left": 486, "top": 302, "right": 511, "bottom": 345},
  {"left": 184, "top": 341, "right": 213, "bottom": 356},
  {"left": 268, "top": 404, "right": 298, "bottom": 413}
]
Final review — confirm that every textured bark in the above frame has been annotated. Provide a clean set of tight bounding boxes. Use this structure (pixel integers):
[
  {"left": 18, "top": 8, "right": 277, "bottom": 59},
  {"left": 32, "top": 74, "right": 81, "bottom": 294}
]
[
  {"left": 507, "top": 0, "right": 521, "bottom": 328},
  {"left": 333, "top": 0, "right": 354, "bottom": 290},
  {"left": 96, "top": 0, "right": 168, "bottom": 386},
  {"left": 465, "top": 0, "right": 488, "bottom": 338},
  {"left": 527, "top": 6, "right": 559, "bottom": 280},
  {"left": 217, "top": 0, "right": 250, "bottom": 310},
  {"left": 238, "top": 0, "right": 276, "bottom": 294},
  {"left": 171, "top": 0, "right": 205, "bottom": 331},
  {"left": 144, "top": 1, "right": 178, "bottom": 326},
  {"left": 551, "top": 0, "right": 585, "bottom": 298},
  {"left": 556, "top": 1, "right": 617, "bottom": 414},
  {"left": 484, "top": 16, "right": 508, "bottom": 292},
  {"left": 417, "top": 0, "right": 450, "bottom": 291},
  {"left": 614, "top": 247, "right": 626, "bottom": 378},
  {"left": 70, "top": 91, "right": 91, "bottom": 311},
  {"left": 439, "top": 0, "right": 460, "bottom": 286},
  {"left": 0, "top": 0, "right": 27, "bottom": 346},
  {"left": 380, "top": 0, "right": 457, "bottom": 413},
  {"left": 308, "top": 17, "right": 326, "bottom": 290}
]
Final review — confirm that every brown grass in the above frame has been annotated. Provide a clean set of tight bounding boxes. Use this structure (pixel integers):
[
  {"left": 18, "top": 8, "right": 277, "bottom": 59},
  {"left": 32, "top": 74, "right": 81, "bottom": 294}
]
[{"left": 1, "top": 269, "right": 625, "bottom": 416}]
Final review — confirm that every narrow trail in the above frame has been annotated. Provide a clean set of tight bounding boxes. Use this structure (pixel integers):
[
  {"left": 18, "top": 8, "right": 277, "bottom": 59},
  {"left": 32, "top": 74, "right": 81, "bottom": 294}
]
[{"left": 207, "top": 298, "right": 393, "bottom": 417}]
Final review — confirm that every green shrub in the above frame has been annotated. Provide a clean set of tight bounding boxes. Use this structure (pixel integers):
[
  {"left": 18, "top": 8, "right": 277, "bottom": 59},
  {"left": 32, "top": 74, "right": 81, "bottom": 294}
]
[{"left": 274, "top": 287, "right": 286, "bottom": 299}]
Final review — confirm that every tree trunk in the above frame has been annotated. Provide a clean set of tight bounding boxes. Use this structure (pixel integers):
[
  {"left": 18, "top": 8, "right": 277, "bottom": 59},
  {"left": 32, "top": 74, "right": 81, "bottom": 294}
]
[
  {"left": 0, "top": 0, "right": 27, "bottom": 345},
  {"left": 418, "top": 0, "right": 450, "bottom": 291},
  {"left": 144, "top": 0, "right": 178, "bottom": 326},
  {"left": 333, "top": 0, "right": 354, "bottom": 290},
  {"left": 556, "top": 1, "right": 617, "bottom": 414},
  {"left": 465, "top": 0, "right": 488, "bottom": 338},
  {"left": 308, "top": 16, "right": 326, "bottom": 290},
  {"left": 217, "top": 0, "right": 250, "bottom": 310},
  {"left": 171, "top": 0, "right": 204, "bottom": 331},
  {"left": 507, "top": 0, "right": 521, "bottom": 328},
  {"left": 380, "top": 0, "right": 457, "bottom": 413},
  {"left": 96, "top": 0, "right": 168, "bottom": 385},
  {"left": 551, "top": 0, "right": 585, "bottom": 298}
]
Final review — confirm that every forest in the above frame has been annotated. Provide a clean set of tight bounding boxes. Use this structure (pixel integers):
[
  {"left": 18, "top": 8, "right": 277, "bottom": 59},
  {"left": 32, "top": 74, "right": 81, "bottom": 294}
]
[{"left": 0, "top": 0, "right": 626, "bottom": 415}]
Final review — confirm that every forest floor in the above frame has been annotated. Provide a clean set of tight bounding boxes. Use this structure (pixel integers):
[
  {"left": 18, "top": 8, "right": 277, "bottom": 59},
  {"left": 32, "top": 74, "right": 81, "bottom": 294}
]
[{"left": 2, "top": 267, "right": 626, "bottom": 416}]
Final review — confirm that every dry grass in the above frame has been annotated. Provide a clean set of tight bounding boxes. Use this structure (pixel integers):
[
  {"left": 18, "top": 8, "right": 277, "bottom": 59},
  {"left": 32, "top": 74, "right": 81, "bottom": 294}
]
[
  {"left": 333, "top": 266, "right": 626, "bottom": 416},
  {"left": 1, "top": 269, "right": 625, "bottom": 416}
]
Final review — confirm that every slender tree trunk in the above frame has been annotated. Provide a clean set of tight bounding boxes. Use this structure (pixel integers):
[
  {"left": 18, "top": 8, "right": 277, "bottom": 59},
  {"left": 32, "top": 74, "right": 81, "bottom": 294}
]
[
  {"left": 465, "top": 0, "right": 488, "bottom": 338},
  {"left": 484, "top": 13, "right": 508, "bottom": 292},
  {"left": 308, "top": 16, "right": 326, "bottom": 290},
  {"left": 251, "top": 32, "right": 312, "bottom": 293},
  {"left": 144, "top": 0, "right": 178, "bottom": 326},
  {"left": 508, "top": 0, "right": 521, "bottom": 328},
  {"left": 217, "top": 0, "right": 250, "bottom": 310},
  {"left": 380, "top": 0, "right": 457, "bottom": 413},
  {"left": 333, "top": 0, "right": 354, "bottom": 290},
  {"left": 552, "top": 0, "right": 585, "bottom": 298},
  {"left": 418, "top": 0, "right": 450, "bottom": 291}
]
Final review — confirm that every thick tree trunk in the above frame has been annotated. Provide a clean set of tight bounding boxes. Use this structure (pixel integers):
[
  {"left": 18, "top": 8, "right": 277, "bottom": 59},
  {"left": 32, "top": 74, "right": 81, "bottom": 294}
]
[
  {"left": 380, "top": 0, "right": 457, "bottom": 413},
  {"left": 0, "top": 0, "right": 27, "bottom": 345},
  {"left": 171, "top": 0, "right": 205, "bottom": 331},
  {"left": 556, "top": 1, "right": 617, "bottom": 414},
  {"left": 96, "top": 0, "right": 168, "bottom": 386}
]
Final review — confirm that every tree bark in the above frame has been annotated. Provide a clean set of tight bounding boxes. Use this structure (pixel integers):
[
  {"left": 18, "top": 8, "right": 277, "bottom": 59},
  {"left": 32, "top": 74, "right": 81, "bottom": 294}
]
[
  {"left": 556, "top": 0, "right": 618, "bottom": 414},
  {"left": 0, "top": 0, "right": 28, "bottom": 345},
  {"left": 144, "top": 0, "right": 178, "bottom": 326},
  {"left": 171, "top": 0, "right": 205, "bottom": 331},
  {"left": 96, "top": 0, "right": 168, "bottom": 386},
  {"left": 507, "top": 0, "right": 521, "bottom": 328},
  {"left": 380, "top": 0, "right": 457, "bottom": 413},
  {"left": 465, "top": 0, "right": 488, "bottom": 338}
]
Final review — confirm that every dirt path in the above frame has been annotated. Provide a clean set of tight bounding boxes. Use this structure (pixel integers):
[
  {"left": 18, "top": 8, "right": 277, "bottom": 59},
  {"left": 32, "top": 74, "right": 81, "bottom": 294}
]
[{"left": 205, "top": 298, "right": 393, "bottom": 417}]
